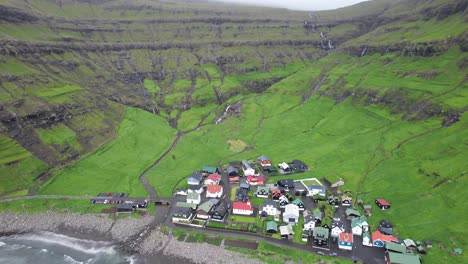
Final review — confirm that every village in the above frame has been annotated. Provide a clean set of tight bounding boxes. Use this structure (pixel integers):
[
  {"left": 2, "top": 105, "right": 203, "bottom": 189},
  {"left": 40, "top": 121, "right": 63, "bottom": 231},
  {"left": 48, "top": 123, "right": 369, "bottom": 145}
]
[{"left": 168, "top": 155, "right": 430, "bottom": 264}]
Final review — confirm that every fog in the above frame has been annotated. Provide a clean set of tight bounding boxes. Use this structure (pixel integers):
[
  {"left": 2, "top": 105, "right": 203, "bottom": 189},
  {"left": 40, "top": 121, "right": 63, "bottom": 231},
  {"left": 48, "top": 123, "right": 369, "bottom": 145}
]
[{"left": 210, "top": 0, "right": 371, "bottom": 11}]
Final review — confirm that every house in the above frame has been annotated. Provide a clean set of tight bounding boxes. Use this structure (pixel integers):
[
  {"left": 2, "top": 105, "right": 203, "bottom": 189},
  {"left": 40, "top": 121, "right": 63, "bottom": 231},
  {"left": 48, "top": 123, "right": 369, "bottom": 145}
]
[
  {"left": 206, "top": 185, "right": 223, "bottom": 198},
  {"left": 262, "top": 200, "right": 278, "bottom": 216},
  {"left": 328, "top": 195, "right": 340, "bottom": 206},
  {"left": 202, "top": 166, "right": 218, "bottom": 174},
  {"left": 117, "top": 203, "right": 134, "bottom": 213},
  {"left": 363, "top": 204, "right": 372, "bottom": 216},
  {"left": 272, "top": 189, "right": 282, "bottom": 200},
  {"left": 227, "top": 166, "right": 239, "bottom": 176},
  {"left": 241, "top": 160, "right": 255, "bottom": 176},
  {"left": 263, "top": 166, "right": 277, "bottom": 173},
  {"left": 352, "top": 216, "right": 369, "bottom": 236},
  {"left": 308, "top": 185, "right": 326, "bottom": 197},
  {"left": 278, "top": 195, "right": 289, "bottom": 208},
  {"left": 172, "top": 207, "right": 194, "bottom": 223},
  {"left": 417, "top": 246, "right": 426, "bottom": 254},
  {"left": 292, "top": 198, "right": 305, "bottom": 211},
  {"left": 256, "top": 186, "right": 269, "bottom": 198},
  {"left": 283, "top": 204, "right": 300, "bottom": 225},
  {"left": 363, "top": 232, "right": 372, "bottom": 247},
  {"left": 379, "top": 226, "right": 394, "bottom": 236},
  {"left": 196, "top": 200, "right": 217, "bottom": 219},
  {"left": 372, "top": 230, "right": 398, "bottom": 248},
  {"left": 210, "top": 199, "right": 229, "bottom": 221},
  {"left": 338, "top": 232, "right": 353, "bottom": 250},
  {"left": 424, "top": 240, "right": 432, "bottom": 248},
  {"left": 386, "top": 242, "right": 406, "bottom": 254},
  {"left": 235, "top": 188, "right": 248, "bottom": 202},
  {"left": 345, "top": 208, "right": 361, "bottom": 219},
  {"left": 278, "top": 162, "right": 291, "bottom": 172},
  {"left": 341, "top": 195, "right": 352, "bottom": 206},
  {"left": 277, "top": 179, "right": 295, "bottom": 189},
  {"left": 240, "top": 183, "right": 250, "bottom": 190},
  {"left": 288, "top": 160, "right": 308, "bottom": 172},
  {"left": 258, "top": 155, "right": 272, "bottom": 167},
  {"left": 187, "top": 192, "right": 201, "bottom": 204},
  {"left": 187, "top": 171, "right": 203, "bottom": 185},
  {"left": 331, "top": 221, "right": 345, "bottom": 238},
  {"left": 205, "top": 173, "right": 222, "bottom": 185},
  {"left": 294, "top": 181, "right": 308, "bottom": 196},
  {"left": 376, "top": 199, "right": 391, "bottom": 210},
  {"left": 313, "top": 227, "right": 329, "bottom": 245},
  {"left": 229, "top": 176, "right": 239, "bottom": 183},
  {"left": 303, "top": 215, "right": 316, "bottom": 231},
  {"left": 385, "top": 252, "right": 421, "bottom": 264},
  {"left": 232, "top": 200, "right": 254, "bottom": 215},
  {"left": 188, "top": 184, "right": 204, "bottom": 194},
  {"left": 313, "top": 209, "right": 323, "bottom": 224},
  {"left": 246, "top": 175, "right": 264, "bottom": 186},
  {"left": 279, "top": 225, "right": 294, "bottom": 239},
  {"left": 266, "top": 221, "right": 278, "bottom": 233}
]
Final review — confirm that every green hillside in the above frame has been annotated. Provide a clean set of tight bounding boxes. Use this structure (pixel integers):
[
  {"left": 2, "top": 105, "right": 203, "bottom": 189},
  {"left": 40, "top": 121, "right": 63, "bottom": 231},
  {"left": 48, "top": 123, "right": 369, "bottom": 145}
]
[{"left": 0, "top": 0, "right": 466, "bottom": 262}]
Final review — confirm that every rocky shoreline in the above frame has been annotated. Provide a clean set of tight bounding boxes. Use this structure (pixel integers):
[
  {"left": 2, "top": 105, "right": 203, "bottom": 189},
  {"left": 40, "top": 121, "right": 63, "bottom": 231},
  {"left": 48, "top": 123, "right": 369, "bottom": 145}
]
[{"left": 0, "top": 212, "right": 264, "bottom": 264}]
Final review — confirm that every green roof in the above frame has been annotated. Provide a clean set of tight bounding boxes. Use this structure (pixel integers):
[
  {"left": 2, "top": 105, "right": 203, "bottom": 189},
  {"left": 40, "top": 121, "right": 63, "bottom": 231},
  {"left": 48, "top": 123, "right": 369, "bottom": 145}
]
[
  {"left": 313, "top": 209, "right": 322, "bottom": 219},
  {"left": 313, "top": 227, "right": 329, "bottom": 239},
  {"left": 176, "top": 202, "right": 197, "bottom": 209},
  {"left": 292, "top": 198, "right": 303, "bottom": 205},
  {"left": 345, "top": 208, "right": 361, "bottom": 217},
  {"left": 387, "top": 252, "right": 421, "bottom": 264},
  {"left": 351, "top": 218, "right": 361, "bottom": 228},
  {"left": 266, "top": 221, "right": 278, "bottom": 231},
  {"left": 363, "top": 232, "right": 371, "bottom": 239},
  {"left": 363, "top": 204, "right": 372, "bottom": 209},
  {"left": 386, "top": 242, "right": 406, "bottom": 254},
  {"left": 198, "top": 200, "right": 215, "bottom": 212},
  {"left": 202, "top": 166, "right": 217, "bottom": 173},
  {"left": 187, "top": 192, "right": 200, "bottom": 200},
  {"left": 454, "top": 248, "right": 463, "bottom": 254}
]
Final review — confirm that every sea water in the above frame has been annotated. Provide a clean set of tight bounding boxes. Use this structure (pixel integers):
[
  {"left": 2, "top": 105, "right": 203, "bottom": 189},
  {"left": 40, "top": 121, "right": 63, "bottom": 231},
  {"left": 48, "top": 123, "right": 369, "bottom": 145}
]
[{"left": 0, "top": 231, "right": 135, "bottom": 264}]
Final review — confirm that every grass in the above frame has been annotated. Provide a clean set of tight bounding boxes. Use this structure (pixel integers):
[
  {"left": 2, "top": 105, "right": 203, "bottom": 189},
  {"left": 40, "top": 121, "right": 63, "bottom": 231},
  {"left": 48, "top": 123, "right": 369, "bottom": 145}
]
[
  {"left": 0, "top": 198, "right": 114, "bottom": 214},
  {"left": 28, "top": 84, "right": 81, "bottom": 98},
  {"left": 36, "top": 124, "right": 81, "bottom": 152},
  {"left": 39, "top": 107, "right": 177, "bottom": 196},
  {"left": 230, "top": 215, "right": 257, "bottom": 224}
]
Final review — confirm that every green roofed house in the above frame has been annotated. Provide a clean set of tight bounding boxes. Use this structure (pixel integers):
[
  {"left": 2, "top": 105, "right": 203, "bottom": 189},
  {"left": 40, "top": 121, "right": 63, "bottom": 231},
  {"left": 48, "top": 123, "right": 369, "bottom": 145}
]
[
  {"left": 385, "top": 252, "right": 421, "bottom": 264},
  {"left": 266, "top": 221, "right": 278, "bottom": 233},
  {"left": 292, "top": 198, "right": 305, "bottom": 211},
  {"left": 386, "top": 242, "right": 407, "bottom": 254},
  {"left": 313, "top": 226, "right": 329, "bottom": 246},
  {"left": 202, "top": 166, "right": 218, "bottom": 174},
  {"left": 345, "top": 208, "right": 361, "bottom": 219}
]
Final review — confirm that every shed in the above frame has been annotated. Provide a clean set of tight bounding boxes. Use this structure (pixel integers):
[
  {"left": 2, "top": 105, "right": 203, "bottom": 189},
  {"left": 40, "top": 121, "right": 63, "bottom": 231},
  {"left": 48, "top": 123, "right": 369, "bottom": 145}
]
[
  {"left": 424, "top": 240, "right": 432, "bottom": 248},
  {"left": 404, "top": 238, "right": 416, "bottom": 248},
  {"left": 117, "top": 203, "right": 134, "bottom": 213},
  {"left": 385, "top": 252, "right": 421, "bottom": 264},
  {"left": 227, "top": 166, "right": 239, "bottom": 176},
  {"left": 376, "top": 198, "right": 391, "bottom": 210},
  {"left": 266, "top": 221, "right": 278, "bottom": 233},
  {"left": 202, "top": 166, "right": 218, "bottom": 174},
  {"left": 386, "top": 242, "right": 406, "bottom": 254}
]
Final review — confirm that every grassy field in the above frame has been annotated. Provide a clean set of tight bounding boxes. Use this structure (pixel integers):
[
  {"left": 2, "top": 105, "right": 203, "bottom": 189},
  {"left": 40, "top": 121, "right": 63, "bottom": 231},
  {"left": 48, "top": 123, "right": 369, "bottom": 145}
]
[
  {"left": 39, "top": 107, "right": 177, "bottom": 196},
  {"left": 0, "top": 198, "right": 113, "bottom": 214}
]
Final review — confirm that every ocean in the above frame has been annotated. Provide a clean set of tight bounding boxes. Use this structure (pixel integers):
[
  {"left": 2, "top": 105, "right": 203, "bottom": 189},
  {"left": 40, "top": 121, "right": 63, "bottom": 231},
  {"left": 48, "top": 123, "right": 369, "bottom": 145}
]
[{"left": 0, "top": 231, "right": 134, "bottom": 264}]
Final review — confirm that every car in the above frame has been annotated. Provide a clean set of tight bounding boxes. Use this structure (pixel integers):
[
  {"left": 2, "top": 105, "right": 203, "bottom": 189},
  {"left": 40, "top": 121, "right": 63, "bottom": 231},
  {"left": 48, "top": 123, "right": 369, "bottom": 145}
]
[
  {"left": 107, "top": 192, "right": 111, "bottom": 196},
  {"left": 329, "top": 253, "right": 337, "bottom": 257},
  {"left": 104, "top": 199, "right": 109, "bottom": 204},
  {"left": 91, "top": 200, "right": 95, "bottom": 204},
  {"left": 317, "top": 251, "right": 325, "bottom": 256}
]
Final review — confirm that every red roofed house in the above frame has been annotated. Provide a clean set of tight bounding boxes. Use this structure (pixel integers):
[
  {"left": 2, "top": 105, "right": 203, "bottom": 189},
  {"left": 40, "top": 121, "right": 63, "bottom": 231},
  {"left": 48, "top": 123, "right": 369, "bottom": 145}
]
[
  {"left": 272, "top": 189, "right": 282, "bottom": 201},
  {"left": 205, "top": 173, "right": 222, "bottom": 185},
  {"left": 372, "top": 230, "right": 398, "bottom": 247},
  {"left": 233, "top": 200, "right": 254, "bottom": 215},
  {"left": 375, "top": 199, "right": 391, "bottom": 210},
  {"left": 246, "top": 175, "right": 264, "bottom": 186},
  {"left": 338, "top": 232, "right": 354, "bottom": 250},
  {"left": 206, "top": 185, "right": 223, "bottom": 198},
  {"left": 229, "top": 176, "right": 239, "bottom": 183},
  {"left": 258, "top": 155, "right": 272, "bottom": 167}
]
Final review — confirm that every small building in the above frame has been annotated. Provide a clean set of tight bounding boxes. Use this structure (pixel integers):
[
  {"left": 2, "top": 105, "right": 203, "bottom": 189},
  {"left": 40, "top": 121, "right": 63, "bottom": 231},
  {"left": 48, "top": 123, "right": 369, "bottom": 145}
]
[
  {"left": 385, "top": 252, "right": 421, "bottom": 264},
  {"left": 386, "top": 242, "right": 406, "bottom": 254},
  {"left": 283, "top": 204, "right": 300, "bottom": 225},
  {"left": 331, "top": 178, "right": 345, "bottom": 188},
  {"left": 308, "top": 185, "right": 326, "bottom": 197},
  {"left": 279, "top": 225, "right": 294, "bottom": 239},
  {"left": 210, "top": 199, "right": 229, "bottom": 222},
  {"left": 188, "top": 184, "right": 204, "bottom": 194},
  {"left": 341, "top": 195, "right": 352, "bottom": 206},
  {"left": 274, "top": 210, "right": 281, "bottom": 221},
  {"left": 262, "top": 200, "right": 278, "bottom": 216},
  {"left": 272, "top": 189, "right": 282, "bottom": 200},
  {"left": 363, "top": 232, "right": 372, "bottom": 247},
  {"left": 172, "top": 207, "right": 194, "bottom": 223},
  {"left": 246, "top": 175, "right": 264, "bottom": 186},
  {"left": 235, "top": 188, "right": 248, "bottom": 202},
  {"left": 338, "top": 232, "right": 353, "bottom": 250},
  {"left": 205, "top": 173, "right": 222, "bottom": 185},
  {"left": 345, "top": 208, "right": 361, "bottom": 219},
  {"left": 227, "top": 166, "right": 239, "bottom": 176},
  {"left": 328, "top": 195, "right": 340, "bottom": 206},
  {"left": 372, "top": 230, "right": 398, "bottom": 248},
  {"left": 277, "top": 179, "right": 295, "bottom": 189},
  {"left": 278, "top": 162, "right": 291, "bottom": 172},
  {"left": 424, "top": 240, "right": 432, "bottom": 248},
  {"left": 229, "top": 176, "right": 239, "bottom": 183},
  {"left": 376, "top": 199, "right": 391, "bottom": 210},
  {"left": 292, "top": 198, "right": 305, "bottom": 211},
  {"left": 331, "top": 221, "right": 345, "bottom": 238},
  {"left": 352, "top": 216, "right": 369, "bottom": 236},
  {"left": 303, "top": 215, "right": 316, "bottom": 231},
  {"left": 202, "top": 166, "right": 218, "bottom": 174},
  {"left": 380, "top": 219, "right": 393, "bottom": 228},
  {"left": 266, "top": 221, "right": 278, "bottom": 234},
  {"left": 187, "top": 192, "right": 201, "bottom": 204},
  {"left": 379, "top": 226, "right": 394, "bottom": 236},
  {"left": 258, "top": 155, "right": 272, "bottom": 167},
  {"left": 278, "top": 195, "right": 289, "bottom": 208},
  {"left": 288, "top": 160, "right": 308, "bottom": 172},
  {"left": 256, "top": 186, "right": 269, "bottom": 198},
  {"left": 263, "top": 165, "right": 277, "bottom": 173},
  {"left": 187, "top": 171, "right": 203, "bottom": 185},
  {"left": 232, "top": 200, "right": 254, "bottom": 215},
  {"left": 196, "top": 200, "right": 217, "bottom": 219},
  {"left": 404, "top": 238, "right": 417, "bottom": 248},
  {"left": 313, "top": 209, "right": 323, "bottom": 225},
  {"left": 117, "top": 203, "right": 134, "bottom": 213},
  {"left": 240, "top": 183, "right": 250, "bottom": 190},
  {"left": 313, "top": 227, "right": 329, "bottom": 245},
  {"left": 241, "top": 160, "right": 255, "bottom": 176},
  {"left": 206, "top": 185, "right": 223, "bottom": 198}
]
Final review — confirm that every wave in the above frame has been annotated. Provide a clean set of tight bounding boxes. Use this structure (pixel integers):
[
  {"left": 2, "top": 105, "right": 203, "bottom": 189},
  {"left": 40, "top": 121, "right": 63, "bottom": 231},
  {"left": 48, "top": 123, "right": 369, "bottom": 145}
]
[
  {"left": 64, "top": 255, "right": 84, "bottom": 264},
  {"left": 40, "top": 248, "right": 48, "bottom": 253},
  {"left": 0, "top": 242, "right": 5, "bottom": 247}
]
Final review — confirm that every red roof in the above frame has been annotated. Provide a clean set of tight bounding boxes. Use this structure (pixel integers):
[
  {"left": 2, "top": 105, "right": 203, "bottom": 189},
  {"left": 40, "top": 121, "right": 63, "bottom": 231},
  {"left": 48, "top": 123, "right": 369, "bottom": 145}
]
[
  {"left": 207, "top": 185, "right": 223, "bottom": 194},
  {"left": 372, "top": 230, "right": 398, "bottom": 243},
  {"left": 229, "top": 176, "right": 239, "bottom": 182},
  {"left": 247, "top": 175, "right": 264, "bottom": 184},
  {"left": 376, "top": 199, "right": 390, "bottom": 206},
  {"left": 206, "top": 173, "right": 221, "bottom": 183},
  {"left": 339, "top": 232, "right": 353, "bottom": 243},
  {"left": 233, "top": 200, "right": 253, "bottom": 211}
]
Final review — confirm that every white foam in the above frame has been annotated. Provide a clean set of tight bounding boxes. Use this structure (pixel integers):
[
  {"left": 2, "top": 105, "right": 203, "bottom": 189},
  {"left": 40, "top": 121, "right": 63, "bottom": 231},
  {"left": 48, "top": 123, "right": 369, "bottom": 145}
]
[
  {"left": 40, "top": 248, "right": 48, "bottom": 253},
  {"left": 64, "top": 255, "right": 84, "bottom": 264},
  {"left": 126, "top": 256, "right": 137, "bottom": 264},
  {"left": 0, "top": 241, "right": 5, "bottom": 247}
]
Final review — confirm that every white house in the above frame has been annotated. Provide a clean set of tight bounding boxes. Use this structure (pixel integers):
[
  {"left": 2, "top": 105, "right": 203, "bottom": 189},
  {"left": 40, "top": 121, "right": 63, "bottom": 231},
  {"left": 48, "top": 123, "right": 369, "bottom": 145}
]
[
  {"left": 331, "top": 221, "right": 345, "bottom": 238},
  {"left": 278, "top": 195, "right": 289, "bottom": 208},
  {"left": 352, "top": 216, "right": 369, "bottom": 236},
  {"left": 187, "top": 192, "right": 201, "bottom": 204},
  {"left": 232, "top": 200, "right": 254, "bottom": 215},
  {"left": 283, "top": 204, "right": 300, "bottom": 225},
  {"left": 241, "top": 160, "right": 256, "bottom": 176},
  {"left": 303, "top": 215, "right": 316, "bottom": 231},
  {"left": 262, "top": 200, "right": 278, "bottom": 216},
  {"left": 279, "top": 225, "right": 294, "bottom": 239},
  {"left": 206, "top": 185, "right": 223, "bottom": 198},
  {"left": 308, "top": 184, "right": 326, "bottom": 197},
  {"left": 362, "top": 232, "right": 372, "bottom": 247}
]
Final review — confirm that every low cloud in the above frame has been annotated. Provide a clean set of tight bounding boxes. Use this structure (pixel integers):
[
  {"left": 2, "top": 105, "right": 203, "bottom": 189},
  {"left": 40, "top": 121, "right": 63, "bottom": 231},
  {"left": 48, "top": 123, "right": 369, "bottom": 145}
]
[{"left": 210, "top": 0, "right": 371, "bottom": 11}]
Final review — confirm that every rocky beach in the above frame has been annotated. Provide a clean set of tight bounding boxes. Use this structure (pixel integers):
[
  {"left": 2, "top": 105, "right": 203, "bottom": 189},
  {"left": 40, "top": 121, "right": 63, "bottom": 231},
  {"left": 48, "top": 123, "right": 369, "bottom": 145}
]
[{"left": 0, "top": 212, "right": 264, "bottom": 264}]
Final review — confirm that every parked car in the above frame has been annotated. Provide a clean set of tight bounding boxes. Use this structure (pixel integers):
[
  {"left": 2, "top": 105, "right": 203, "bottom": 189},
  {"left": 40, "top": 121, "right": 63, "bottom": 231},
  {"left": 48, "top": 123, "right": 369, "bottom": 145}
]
[
  {"left": 329, "top": 252, "right": 337, "bottom": 257},
  {"left": 317, "top": 251, "right": 325, "bottom": 256},
  {"left": 104, "top": 199, "right": 109, "bottom": 204}
]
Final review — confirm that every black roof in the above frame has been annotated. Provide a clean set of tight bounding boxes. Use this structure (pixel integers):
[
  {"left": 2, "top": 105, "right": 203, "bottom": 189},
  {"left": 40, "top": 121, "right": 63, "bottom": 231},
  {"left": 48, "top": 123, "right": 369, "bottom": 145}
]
[
  {"left": 227, "top": 166, "right": 239, "bottom": 174},
  {"left": 277, "top": 179, "right": 295, "bottom": 188},
  {"left": 379, "top": 219, "right": 393, "bottom": 228},
  {"left": 173, "top": 207, "right": 192, "bottom": 218},
  {"left": 213, "top": 199, "right": 228, "bottom": 215},
  {"left": 118, "top": 203, "right": 134, "bottom": 210},
  {"left": 263, "top": 166, "right": 277, "bottom": 172},
  {"left": 189, "top": 184, "right": 203, "bottom": 190},
  {"left": 378, "top": 226, "right": 393, "bottom": 235}
]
